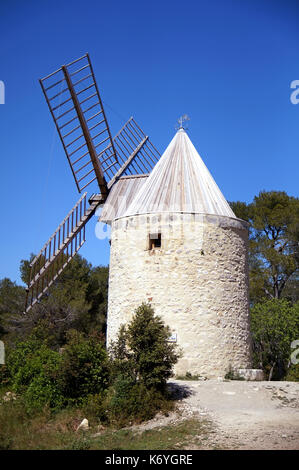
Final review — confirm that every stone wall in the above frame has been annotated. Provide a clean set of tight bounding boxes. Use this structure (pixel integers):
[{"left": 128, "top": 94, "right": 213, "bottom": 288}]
[{"left": 107, "top": 212, "right": 252, "bottom": 378}]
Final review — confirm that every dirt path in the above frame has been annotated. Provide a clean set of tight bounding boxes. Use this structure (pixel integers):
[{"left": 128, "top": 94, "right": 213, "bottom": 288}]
[{"left": 133, "top": 379, "right": 299, "bottom": 450}]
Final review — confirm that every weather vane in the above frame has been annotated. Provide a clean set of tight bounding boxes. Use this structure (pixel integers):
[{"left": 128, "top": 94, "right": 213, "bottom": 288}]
[{"left": 176, "top": 114, "right": 190, "bottom": 130}]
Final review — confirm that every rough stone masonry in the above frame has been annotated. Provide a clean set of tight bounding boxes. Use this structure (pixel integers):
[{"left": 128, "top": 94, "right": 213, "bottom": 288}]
[{"left": 107, "top": 212, "right": 252, "bottom": 377}]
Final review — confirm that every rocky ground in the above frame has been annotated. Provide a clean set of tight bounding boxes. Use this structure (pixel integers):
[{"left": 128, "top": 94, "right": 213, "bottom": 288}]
[{"left": 130, "top": 379, "right": 299, "bottom": 450}]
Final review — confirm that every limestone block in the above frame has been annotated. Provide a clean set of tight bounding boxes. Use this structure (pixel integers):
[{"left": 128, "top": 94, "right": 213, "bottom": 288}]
[{"left": 237, "top": 369, "right": 265, "bottom": 381}]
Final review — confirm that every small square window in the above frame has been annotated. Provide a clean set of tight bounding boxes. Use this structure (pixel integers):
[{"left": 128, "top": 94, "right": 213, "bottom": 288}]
[{"left": 149, "top": 233, "right": 161, "bottom": 250}]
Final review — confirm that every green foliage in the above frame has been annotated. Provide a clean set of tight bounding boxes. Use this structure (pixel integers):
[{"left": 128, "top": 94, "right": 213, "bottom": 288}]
[
  {"left": 24, "top": 374, "right": 64, "bottom": 412},
  {"left": 285, "top": 364, "right": 299, "bottom": 382},
  {"left": 231, "top": 191, "right": 299, "bottom": 303},
  {"left": 86, "top": 266, "right": 109, "bottom": 333},
  {"left": 250, "top": 299, "right": 299, "bottom": 380},
  {"left": 4, "top": 254, "right": 109, "bottom": 349},
  {"left": 128, "top": 303, "right": 181, "bottom": 389},
  {"left": 0, "top": 365, "right": 9, "bottom": 387},
  {"left": 6, "top": 337, "right": 61, "bottom": 393},
  {"left": 0, "top": 278, "right": 25, "bottom": 337},
  {"left": 0, "top": 393, "right": 207, "bottom": 450},
  {"left": 82, "top": 392, "right": 108, "bottom": 423},
  {"left": 107, "top": 375, "right": 173, "bottom": 427},
  {"left": 2, "top": 328, "right": 110, "bottom": 411},
  {"left": 2, "top": 266, "right": 176, "bottom": 429},
  {"left": 68, "top": 436, "right": 92, "bottom": 450},
  {"left": 57, "top": 329, "right": 109, "bottom": 401},
  {"left": 110, "top": 303, "right": 181, "bottom": 390},
  {"left": 5, "top": 333, "right": 64, "bottom": 411},
  {"left": 175, "top": 371, "right": 201, "bottom": 380},
  {"left": 229, "top": 201, "right": 250, "bottom": 222},
  {"left": 109, "top": 325, "right": 136, "bottom": 382},
  {"left": 20, "top": 255, "right": 34, "bottom": 286},
  {"left": 102, "top": 304, "right": 180, "bottom": 426},
  {"left": 1, "top": 311, "right": 176, "bottom": 426}
]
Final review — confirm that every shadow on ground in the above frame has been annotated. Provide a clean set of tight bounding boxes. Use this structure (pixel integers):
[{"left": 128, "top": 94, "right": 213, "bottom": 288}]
[{"left": 167, "top": 381, "right": 193, "bottom": 401}]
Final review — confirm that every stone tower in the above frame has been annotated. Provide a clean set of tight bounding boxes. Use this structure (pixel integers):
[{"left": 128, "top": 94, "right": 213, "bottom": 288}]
[{"left": 101, "top": 128, "right": 252, "bottom": 377}]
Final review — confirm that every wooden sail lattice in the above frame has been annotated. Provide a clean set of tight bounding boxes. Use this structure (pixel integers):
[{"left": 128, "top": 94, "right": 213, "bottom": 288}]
[
  {"left": 25, "top": 54, "right": 162, "bottom": 314},
  {"left": 104, "top": 117, "right": 161, "bottom": 186},
  {"left": 39, "top": 54, "right": 117, "bottom": 196},
  {"left": 25, "top": 193, "right": 102, "bottom": 313}
]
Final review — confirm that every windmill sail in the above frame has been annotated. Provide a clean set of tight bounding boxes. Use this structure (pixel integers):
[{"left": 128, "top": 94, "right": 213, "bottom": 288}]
[
  {"left": 39, "top": 54, "right": 117, "bottom": 197},
  {"left": 106, "top": 117, "right": 161, "bottom": 186},
  {"left": 25, "top": 193, "right": 102, "bottom": 313},
  {"left": 25, "top": 55, "right": 162, "bottom": 314}
]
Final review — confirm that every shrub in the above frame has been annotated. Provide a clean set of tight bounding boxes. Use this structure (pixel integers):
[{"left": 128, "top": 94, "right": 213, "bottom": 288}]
[
  {"left": 4, "top": 329, "right": 110, "bottom": 411},
  {"left": 5, "top": 336, "right": 64, "bottom": 411},
  {"left": 285, "top": 364, "right": 299, "bottom": 382},
  {"left": 109, "top": 325, "right": 136, "bottom": 383},
  {"left": 57, "top": 329, "right": 110, "bottom": 402},
  {"left": 107, "top": 375, "right": 173, "bottom": 426},
  {"left": 24, "top": 374, "right": 64, "bottom": 412},
  {"left": 0, "top": 364, "right": 9, "bottom": 388},
  {"left": 251, "top": 299, "right": 299, "bottom": 380},
  {"left": 83, "top": 392, "right": 109, "bottom": 423},
  {"left": 110, "top": 303, "right": 181, "bottom": 391},
  {"left": 176, "top": 371, "right": 201, "bottom": 380},
  {"left": 68, "top": 436, "right": 91, "bottom": 451}
]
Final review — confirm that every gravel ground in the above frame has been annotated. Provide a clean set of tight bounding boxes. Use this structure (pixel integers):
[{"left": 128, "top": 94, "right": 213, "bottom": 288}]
[{"left": 130, "top": 379, "right": 299, "bottom": 450}]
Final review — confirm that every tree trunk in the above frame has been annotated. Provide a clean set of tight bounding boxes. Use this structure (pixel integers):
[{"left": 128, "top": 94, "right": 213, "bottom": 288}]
[
  {"left": 268, "top": 362, "right": 276, "bottom": 381},
  {"left": 273, "top": 276, "right": 279, "bottom": 299}
]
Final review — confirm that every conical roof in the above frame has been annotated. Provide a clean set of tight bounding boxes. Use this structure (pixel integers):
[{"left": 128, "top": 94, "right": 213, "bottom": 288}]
[{"left": 123, "top": 128, "right": 236, "bottom": 219}]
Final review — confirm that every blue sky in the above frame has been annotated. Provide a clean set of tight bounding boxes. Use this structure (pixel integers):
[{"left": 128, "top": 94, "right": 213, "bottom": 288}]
[{"left": 0, "top": 0, "right": 298, "bottom": 285}]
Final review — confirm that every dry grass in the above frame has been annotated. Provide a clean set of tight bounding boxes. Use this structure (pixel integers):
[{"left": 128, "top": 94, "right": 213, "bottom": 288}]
[{"left": 0, "top": 396, "right": 211, "bottom": 450}]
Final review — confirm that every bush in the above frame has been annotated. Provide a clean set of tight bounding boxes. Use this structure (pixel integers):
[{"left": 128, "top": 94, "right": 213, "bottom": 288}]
[
  {"left": 251, "top": 299, "right": 299, "bottom": 380},
  {"left": 8, "top": 343, "right": 62, "bottom": 393},
  {"left": 57, "top": 329, "right": 110, "bottom": 402},
  {"left": 110, "top": 303, "right": 181, "bottom": 391},
  {"left": 2, "top": 305, "right": 178, "bottom": 425},
  {"left": 106, "top": 304, "right": 180, "bottom": 426},
  {"left": 68, "top": 436, "right": 92, "bottom": 451},
  {"left": 285, "top": 364, "right": 299, "bottom": 382},
  {"left": 83, "top": 392, "right": 109, "bottom": 423},
  {"left": 0, "top": 364, "right": 9, "bottom": 388},
  {"left": 176, "top": 371, "right": 202, "bottom": 380},
  {"left": 3, "top": 329, "right": 110, "bottom": 411},
  {"left": 5, "top": 337, "right": 64, "bottom": 411},
  {"left": 24, "top": 374, "right": 64, "bottom": 412},
  {"left": 107, "top": 375, "right": 173, "bottom": 427}
]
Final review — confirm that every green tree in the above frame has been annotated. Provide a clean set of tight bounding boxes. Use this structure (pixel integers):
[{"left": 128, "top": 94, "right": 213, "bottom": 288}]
[
  {"left": 3, "top": 327, "right": 110, "bottom": 411},
  {"left": 110, "top": 303, "right": 181, "bottom": 390},
  {"left": 231, "top": 191, "right": 299, "bottom": 303},
  {"left": 5, "top": 332, "right": 64, "bottom": 411},
  {"left": 20, "top": 255, "right": 34, "bottom": 286},
  {"left": 57, "top": 329, "right": 109, "bottom": 401},
  {"left": 7, "top": 255, "right": 108, "bottom": 347},
  {"left": 250, "top": 299, "right": 299, "bottom": 380},
  {"left": 85, "top": 266, "right": 109, "bottom": 335},
  {"left": 0, "top": 278, "right": 26, "bottom": 338}
]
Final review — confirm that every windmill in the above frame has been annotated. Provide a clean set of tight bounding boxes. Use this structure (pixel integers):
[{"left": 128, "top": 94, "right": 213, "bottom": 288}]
[{"left": 25, "top": 53, "right": 160, "bottom": 313}]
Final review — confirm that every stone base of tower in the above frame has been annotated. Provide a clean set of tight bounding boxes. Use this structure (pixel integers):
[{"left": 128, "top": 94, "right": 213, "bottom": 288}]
[{"left": 107, "top": 212, "right": 252, "bottom": 379}]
